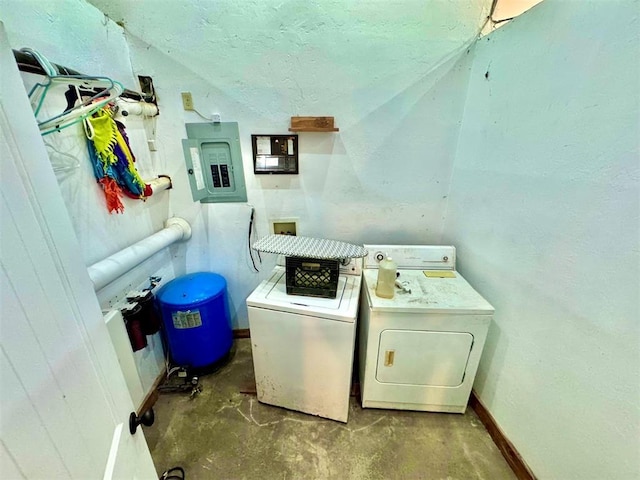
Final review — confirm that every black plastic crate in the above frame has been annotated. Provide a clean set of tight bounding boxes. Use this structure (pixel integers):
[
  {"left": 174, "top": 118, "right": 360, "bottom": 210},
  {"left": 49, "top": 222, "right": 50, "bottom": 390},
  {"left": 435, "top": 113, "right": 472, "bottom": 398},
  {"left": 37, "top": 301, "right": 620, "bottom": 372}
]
[{"left": 285, "top": 256, "right": 340, "bottom": 299}]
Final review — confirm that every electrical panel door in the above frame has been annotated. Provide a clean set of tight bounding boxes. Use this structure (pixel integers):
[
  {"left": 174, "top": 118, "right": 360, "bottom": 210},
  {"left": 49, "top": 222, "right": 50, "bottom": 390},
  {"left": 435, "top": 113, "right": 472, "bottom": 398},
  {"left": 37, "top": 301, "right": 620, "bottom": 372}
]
[{"left": 182, "top": 122, "right": 247, "bottom": 203}]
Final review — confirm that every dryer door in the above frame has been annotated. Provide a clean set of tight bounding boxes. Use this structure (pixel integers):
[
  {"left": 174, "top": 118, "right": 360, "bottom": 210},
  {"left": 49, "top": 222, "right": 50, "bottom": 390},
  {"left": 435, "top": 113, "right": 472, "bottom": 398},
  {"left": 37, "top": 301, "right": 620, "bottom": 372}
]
[{"left": 375, "top": 330, "right": 473, "bottom": 387}]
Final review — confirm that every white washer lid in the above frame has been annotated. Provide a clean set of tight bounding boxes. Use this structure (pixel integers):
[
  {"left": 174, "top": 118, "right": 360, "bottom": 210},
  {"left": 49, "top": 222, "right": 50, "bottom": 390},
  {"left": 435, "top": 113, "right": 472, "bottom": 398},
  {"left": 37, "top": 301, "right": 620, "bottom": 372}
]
[
  {"left": 363, "top": 269, "right": 494, "bottom": 314},
  {"left": 247, "top": 267, "right": 362, "bottom": 322}
]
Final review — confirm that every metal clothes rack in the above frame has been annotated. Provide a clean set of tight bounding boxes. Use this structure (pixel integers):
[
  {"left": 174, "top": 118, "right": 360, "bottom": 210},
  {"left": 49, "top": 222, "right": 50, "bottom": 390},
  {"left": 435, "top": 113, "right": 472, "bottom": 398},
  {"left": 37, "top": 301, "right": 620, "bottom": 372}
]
[{"left": 13, "top": 49, "right": 153, "bottom": 102}]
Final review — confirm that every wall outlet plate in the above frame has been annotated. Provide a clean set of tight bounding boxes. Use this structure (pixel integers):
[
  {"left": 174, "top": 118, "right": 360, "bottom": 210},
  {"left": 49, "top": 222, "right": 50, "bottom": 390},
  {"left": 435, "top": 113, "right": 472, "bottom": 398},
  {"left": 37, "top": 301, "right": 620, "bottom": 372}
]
[{"left": 181, "top": 92, "right": 194, "bottom": 111}]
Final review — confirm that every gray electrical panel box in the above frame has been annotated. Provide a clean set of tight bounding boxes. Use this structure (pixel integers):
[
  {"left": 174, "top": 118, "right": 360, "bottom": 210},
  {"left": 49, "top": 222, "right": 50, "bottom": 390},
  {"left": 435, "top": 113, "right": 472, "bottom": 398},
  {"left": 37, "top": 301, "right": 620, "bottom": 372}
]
[{"left": 182, "top": 122, "right": 247, "bottom": 203}]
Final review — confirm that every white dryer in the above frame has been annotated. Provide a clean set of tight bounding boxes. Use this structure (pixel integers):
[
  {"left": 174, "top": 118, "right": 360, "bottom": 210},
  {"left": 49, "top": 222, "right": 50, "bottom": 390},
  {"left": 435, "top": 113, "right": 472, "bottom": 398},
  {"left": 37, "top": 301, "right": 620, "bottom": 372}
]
[
  {"left": 247, "top": 258, "right": 362, "bottom": 423},
  {"left": 358, "top": 245, "right": 493, "bottom": 413}
]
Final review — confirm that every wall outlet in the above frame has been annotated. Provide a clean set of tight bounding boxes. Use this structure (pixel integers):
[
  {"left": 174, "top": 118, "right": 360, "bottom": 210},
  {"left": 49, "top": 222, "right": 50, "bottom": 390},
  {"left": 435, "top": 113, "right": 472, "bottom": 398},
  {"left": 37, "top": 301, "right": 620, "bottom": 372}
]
[{"left": 181, "top": 92, "right": 194, "bottom": 111}]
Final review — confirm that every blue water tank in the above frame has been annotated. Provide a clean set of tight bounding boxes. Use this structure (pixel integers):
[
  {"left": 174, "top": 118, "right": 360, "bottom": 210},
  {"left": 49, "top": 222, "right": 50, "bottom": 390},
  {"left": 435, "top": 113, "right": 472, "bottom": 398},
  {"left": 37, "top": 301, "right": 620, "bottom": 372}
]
[{"left": 156, "top": 272, "right": 232, "bottom": 372}]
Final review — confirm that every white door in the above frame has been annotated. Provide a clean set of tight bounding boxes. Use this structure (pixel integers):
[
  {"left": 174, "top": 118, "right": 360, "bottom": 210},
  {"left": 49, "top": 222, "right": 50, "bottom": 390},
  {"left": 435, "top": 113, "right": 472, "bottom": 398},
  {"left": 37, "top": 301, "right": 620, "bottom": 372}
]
[
  {"left": 0, "top": 24, "right": 157, "bottom": 479},
  {"left": 375, "top": 330, "right": 473, "bottom": 386}
]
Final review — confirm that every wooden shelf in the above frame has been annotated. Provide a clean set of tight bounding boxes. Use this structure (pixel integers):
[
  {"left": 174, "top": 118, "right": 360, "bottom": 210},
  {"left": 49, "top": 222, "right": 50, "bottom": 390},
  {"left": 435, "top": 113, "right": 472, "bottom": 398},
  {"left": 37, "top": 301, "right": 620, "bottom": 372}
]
[
  {"left": 289, "top": 116, "right": 339, "bottom": 132},
  {"left": 288, "top": 127, "right": 339, "bottom": 132}
]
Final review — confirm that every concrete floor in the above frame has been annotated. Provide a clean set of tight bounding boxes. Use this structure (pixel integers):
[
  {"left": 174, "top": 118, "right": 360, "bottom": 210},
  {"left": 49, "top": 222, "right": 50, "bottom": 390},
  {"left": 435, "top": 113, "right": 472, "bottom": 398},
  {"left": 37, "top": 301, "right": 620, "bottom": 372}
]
[{"left": 145, "top": 339, "right": 516, "bottom": 480}]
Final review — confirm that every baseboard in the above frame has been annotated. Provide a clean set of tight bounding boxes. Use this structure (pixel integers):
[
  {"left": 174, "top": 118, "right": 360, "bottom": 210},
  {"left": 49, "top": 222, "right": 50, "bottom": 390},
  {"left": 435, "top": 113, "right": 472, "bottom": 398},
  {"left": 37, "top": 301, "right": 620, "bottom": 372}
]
[
  {"left": 234, "top": 328, "right": 250, "bottom": 338},
  {"left": 469, "top": 391, "right": 536, "bottom": 480},
  {"left": 137, "top": 367, "right": 166, "bottom": 416}
]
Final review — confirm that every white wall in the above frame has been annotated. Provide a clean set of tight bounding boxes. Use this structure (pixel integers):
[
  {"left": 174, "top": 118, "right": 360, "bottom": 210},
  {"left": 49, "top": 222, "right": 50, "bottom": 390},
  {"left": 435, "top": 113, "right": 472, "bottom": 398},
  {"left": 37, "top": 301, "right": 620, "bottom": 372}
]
[
  {"left": 1, "top": 0, "right": 490, "bottom": 398},
  {"left": 442, "top": 1, "right": 640, "bottom": 478},
  {"left": 87, "top": 0, "right": 490, "bottom": 327},
  {"left": 1, "top": 1, "right": 175, "bottom": 266}
]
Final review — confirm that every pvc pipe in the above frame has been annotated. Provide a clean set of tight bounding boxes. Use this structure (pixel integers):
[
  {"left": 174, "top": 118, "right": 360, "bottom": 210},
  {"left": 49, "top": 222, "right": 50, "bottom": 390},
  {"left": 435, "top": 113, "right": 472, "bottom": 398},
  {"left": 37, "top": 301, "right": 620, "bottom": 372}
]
[
  {"left": 88, "top": 217, "right": 191, "bottom": 291},
  {"left": 116, "top": 99, "right": 159, "bottom": 117},
  {"left": 148, "top": 176, "right": 172, "bottom": 194}
]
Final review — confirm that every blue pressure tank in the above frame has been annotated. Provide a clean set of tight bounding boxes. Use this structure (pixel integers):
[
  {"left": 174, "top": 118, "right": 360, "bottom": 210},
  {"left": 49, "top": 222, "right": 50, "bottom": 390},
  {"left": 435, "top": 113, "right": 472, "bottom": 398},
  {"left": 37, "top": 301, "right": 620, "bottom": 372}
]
[{"left": 156, "top": 272, "right": 232, "bottom": 373}]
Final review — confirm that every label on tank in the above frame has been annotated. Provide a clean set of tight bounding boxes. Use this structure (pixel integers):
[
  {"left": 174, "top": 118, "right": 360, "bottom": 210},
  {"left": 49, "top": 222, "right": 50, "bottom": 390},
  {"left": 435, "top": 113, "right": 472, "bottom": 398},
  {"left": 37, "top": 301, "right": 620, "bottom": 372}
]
[{"left": 172, "top": 310, "right": 202, "bottom": 329}]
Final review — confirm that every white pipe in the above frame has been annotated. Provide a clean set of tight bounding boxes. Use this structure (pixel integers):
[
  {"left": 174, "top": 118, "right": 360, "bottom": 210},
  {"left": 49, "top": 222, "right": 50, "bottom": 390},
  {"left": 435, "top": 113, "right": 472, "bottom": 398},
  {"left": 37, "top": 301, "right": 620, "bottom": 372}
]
[
  {"left": 116, "top": 99, "right": 159, "bottom": 117},
  {"left": 88, "top": 217, "right": 191, "bottom": 291},
  {"left": 147, "top": 176, "right": 172, "bottom": 194}
]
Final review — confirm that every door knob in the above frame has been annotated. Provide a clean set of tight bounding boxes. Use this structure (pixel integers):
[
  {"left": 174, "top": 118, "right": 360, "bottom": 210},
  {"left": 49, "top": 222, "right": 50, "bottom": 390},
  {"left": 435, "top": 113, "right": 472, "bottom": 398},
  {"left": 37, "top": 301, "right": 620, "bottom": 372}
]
[{"left": 129, "top": 408, "right": 155, "bottom": 434}]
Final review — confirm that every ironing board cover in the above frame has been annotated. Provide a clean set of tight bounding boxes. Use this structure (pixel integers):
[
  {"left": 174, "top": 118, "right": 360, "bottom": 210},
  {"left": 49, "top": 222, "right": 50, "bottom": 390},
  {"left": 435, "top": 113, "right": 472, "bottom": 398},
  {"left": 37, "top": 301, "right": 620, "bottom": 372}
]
[{"left": 253, "top": 235, "right": 368, "bottom": 260}]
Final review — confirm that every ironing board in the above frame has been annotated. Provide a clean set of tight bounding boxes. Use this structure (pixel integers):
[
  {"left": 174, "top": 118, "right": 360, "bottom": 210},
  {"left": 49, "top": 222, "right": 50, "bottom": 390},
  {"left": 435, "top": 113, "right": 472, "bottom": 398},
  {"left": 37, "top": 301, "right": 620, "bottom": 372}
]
[{"left": 253, "top": 235, "right": 367, "bottom": 260}]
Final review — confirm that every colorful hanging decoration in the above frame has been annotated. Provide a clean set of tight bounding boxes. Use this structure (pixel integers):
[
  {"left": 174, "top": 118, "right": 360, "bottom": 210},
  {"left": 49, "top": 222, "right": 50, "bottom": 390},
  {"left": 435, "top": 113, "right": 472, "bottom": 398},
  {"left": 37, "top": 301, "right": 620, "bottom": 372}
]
[{"left": 85, "top": 107, "right": 151, "bottom": 213}]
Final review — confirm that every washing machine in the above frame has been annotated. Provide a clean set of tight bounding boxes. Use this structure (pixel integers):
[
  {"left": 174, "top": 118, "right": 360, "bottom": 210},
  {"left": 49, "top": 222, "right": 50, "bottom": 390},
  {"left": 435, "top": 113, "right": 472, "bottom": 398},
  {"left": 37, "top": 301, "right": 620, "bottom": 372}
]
[
  {"left": 358, "top": 245, "right": 493, "bottom": 413},
  {"left": 246, "top": 257, "right": 362, "bottom": 423}
]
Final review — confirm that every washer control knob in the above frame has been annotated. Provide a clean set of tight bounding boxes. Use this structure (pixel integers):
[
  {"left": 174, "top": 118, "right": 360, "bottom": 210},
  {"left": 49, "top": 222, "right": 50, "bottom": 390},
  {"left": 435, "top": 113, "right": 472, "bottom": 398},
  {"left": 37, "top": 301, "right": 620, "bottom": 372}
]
[
  {"left": 443, "top": 256, "right": 449, "bottom": 262},
  {"left": 375, "top": 252, "right": 385, "bottom": 262}
]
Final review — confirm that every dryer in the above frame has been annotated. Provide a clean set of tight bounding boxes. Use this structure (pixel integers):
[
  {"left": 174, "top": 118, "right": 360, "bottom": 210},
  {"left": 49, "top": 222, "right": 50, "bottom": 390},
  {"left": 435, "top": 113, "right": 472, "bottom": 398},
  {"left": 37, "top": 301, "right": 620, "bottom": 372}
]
[{"left": 358, "top": 245, "right": 493, "bottom": 413}]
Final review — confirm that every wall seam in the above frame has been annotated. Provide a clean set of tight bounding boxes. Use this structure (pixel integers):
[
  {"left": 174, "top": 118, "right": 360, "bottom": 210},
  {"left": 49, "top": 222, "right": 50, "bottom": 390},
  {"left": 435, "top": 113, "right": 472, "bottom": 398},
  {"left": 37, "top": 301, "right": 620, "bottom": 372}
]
[{"left": 437, "top": 38, "right": 482, "bottom": 244}]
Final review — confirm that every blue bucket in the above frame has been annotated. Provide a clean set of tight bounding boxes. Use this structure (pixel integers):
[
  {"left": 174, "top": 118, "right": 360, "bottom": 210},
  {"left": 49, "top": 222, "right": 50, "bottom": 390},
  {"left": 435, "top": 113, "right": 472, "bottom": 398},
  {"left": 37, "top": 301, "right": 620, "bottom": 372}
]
[{"left": 156, "top": 272, "right": 232, "bottom": 372}]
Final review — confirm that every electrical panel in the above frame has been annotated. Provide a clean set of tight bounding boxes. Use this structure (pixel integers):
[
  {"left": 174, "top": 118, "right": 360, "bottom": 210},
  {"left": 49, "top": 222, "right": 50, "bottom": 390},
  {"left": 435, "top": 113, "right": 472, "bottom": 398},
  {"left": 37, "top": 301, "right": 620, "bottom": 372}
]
[
  {"left": 182, "top": 122, "right": 247, "bottom": 203},
  {"left": 252, "top": 134, "right": 298, "bottom": 174}
]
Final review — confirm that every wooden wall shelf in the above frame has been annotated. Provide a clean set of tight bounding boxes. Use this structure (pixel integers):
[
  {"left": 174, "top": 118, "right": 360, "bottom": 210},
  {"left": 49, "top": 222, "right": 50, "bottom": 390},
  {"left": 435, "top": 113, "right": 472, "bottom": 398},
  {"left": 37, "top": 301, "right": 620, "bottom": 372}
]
[{"left": 289, "top": 116, "right": 339, "bottom": 132}]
